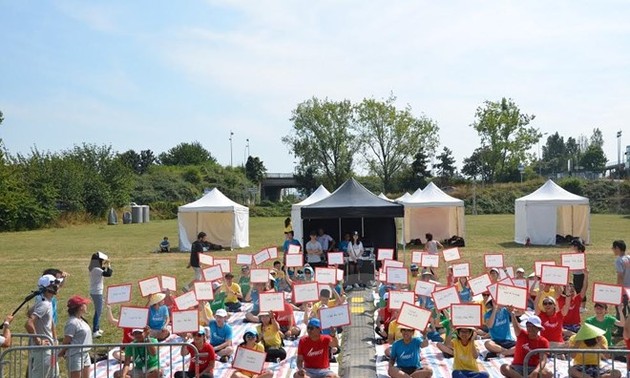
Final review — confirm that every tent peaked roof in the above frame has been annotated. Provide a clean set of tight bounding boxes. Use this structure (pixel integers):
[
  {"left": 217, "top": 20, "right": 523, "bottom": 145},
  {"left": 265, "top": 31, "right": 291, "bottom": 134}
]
[
  {"left": 516, "top": 180, "right": 589, "bottom": 205},
  {"left": 396, "top": 192, "right": 411, "bottom": 202},
  {"left": 301, "top": 178, "right": 403, "bottom": 218},
  {"left": 179, "top": 188, "right": 248, "bottom": 212},
  {"left": 293, "top": 185, "right": 331, "bottom": 207},
  {"left": 405, "top": 182, "right": 464, "bottom": 207},
  {"left": 378, "top": 193, "right": 392, "bottom": 201}
]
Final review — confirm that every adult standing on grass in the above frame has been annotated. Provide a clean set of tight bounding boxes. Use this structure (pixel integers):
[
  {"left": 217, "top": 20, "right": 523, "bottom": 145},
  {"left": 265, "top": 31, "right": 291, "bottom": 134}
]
[
  {"left": 185, "top": 232, "right": 209, "bottom": 291},
  {"left": 613, "top": 240, "right": 629, "bottom": 319},
  {"left": 88, "top": 252, "right": 112, "bottom": 338},
  {"left": 26, "top": 275, "right": 60, "bottom": 378},
  {"left": 387, "top": 325, "right": 432, "bottom": 378},
  {"left": 58, "top": 296, "right": 92, "bottom": 378}
]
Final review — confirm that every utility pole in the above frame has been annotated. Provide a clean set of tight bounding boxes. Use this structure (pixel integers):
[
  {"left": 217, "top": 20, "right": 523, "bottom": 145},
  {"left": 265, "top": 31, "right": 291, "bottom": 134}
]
[
  {"left": 229, "top": 131, "right": 234, "bottom": 167},
  {"left": 618, "top": 131, "right": 623, "bottom": 179}
]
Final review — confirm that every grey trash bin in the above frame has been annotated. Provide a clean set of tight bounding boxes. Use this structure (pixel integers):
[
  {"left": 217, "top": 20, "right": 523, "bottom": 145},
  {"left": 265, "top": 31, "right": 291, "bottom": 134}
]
[
  {"left": 131, "top": 206, "right": 143, "bottom": 223},
  {"left": 142, "top": 205, "right": 150, "bottom": 223}
]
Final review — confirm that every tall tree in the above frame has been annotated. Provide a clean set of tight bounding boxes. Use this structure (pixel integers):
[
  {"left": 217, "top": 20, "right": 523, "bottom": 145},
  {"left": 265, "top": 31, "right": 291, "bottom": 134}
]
[
  {"left": 541, "top": 132, "right": 566, "bottom": 174},
  {"left": 580, "top": 144, "right": 607, "bottom": 173},
  {"left": 355, "top": 95, "right": 439, "bottom": 192},
  {"left": 590, "top": 127, "right": 604, "bottom": 148},
  {"left": 470, "top": 98, "right": 540, "bottom": 182},
  {"left": 565, "top": 136, "right": 580, "bottom": 172},
  {"left": 462, "top": 147, "right": 493, "bottom": 182},
  {"left": 433, "top": 147, "right": 457, "bottom": 181},
  {"left": 282, "top": 97, "right": 354, "bottom": 189},
  {"left": 401, "top": 148, "right": 433, "bottom": 190},
  {"left": 159, "top": 142, "right": 215, "bottom": 166},
  {"left": 245, "top": 156, "right": 267, "bottom": 183}
]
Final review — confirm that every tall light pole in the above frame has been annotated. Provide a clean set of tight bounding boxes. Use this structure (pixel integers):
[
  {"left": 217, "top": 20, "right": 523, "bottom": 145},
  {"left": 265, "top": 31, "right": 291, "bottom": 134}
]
[
  {"left": 246, "top": 138, "right": 250, "bottom": 158},
  {"left": 538, "top": 132, "right": 548, "bottom": 175},
  {"left": 618, "top": 131, "right": 623, "bottom": 179},
  {"left": 229, "top": 131, "right": 234, "bottom": 167}
]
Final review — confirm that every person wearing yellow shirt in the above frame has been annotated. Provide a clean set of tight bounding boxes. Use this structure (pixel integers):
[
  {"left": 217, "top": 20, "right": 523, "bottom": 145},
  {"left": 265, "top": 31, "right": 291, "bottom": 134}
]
[
  {"left": 567, "top": 323, "right": 620, "bottom": 378},
  {"left": 308, "top": 288, "right": 344, "bottom": 322},
  {"left": 451, "top": 327, "right": 489, "bottom": 378},
  {"left": 407, "top": 264, "right": 420, "bottom": 291},
  {"left": 198, "top": 300, "right": 214, "bottom": 326},
  {"left": 230, "top": 329, "right": 273, "bottom": 378},
  {"left": 220, "top": 273, "right": 243, "bottom": 312},
  {"left": 257, "top": 311, "right": 287, "bottom": 362}
]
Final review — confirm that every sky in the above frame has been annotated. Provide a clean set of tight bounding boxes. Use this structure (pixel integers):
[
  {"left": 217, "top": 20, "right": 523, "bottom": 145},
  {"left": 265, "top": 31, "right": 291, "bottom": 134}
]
[{"left": 1, "top": 1, "right": 629, "bottom": 174}]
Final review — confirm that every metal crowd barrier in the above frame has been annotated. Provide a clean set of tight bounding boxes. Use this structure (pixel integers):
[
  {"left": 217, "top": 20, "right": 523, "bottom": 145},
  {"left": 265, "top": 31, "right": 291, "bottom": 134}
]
[
  {"left": 0, "top": 341, "right": 199, "bottom": 378},
  {"left": 523, "top": 347, "right": 630, "bottom": 377}
]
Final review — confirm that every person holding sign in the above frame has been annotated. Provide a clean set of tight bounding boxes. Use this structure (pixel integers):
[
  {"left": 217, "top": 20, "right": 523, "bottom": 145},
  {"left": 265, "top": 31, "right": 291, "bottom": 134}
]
[
  {"left": 219, "top": 273, "right": 243, "bottom": 312},
  {"left": 257, "top": 311, "right": 287, "bottom": 362},
  {"left": 174, "top": 327, "right": 216, "bottom": 378},
  {"left": 499, "top": 310, "right": 551, "bottom": 378},
  {"left": 147, "top": 293, "right": 170, "bottom": 341},
  {"left": 231, "top": 329, "right": 273, "bottom": 378},
  {"left": 484, "top": 299, "right": 516, "bottom": 359},
  {"left": 244, "top": 282, "right": 267, "bottom": 323},
  {"left": 535, "top": 294, "right": 570, "bottom": 347},
  {"left": 283, "top": 231, "right": 302, "bottom": 255},
  {"left": 346, "top": 231, "right": 364, "bottom": 289},
  {"left": 88, "top": 252, "right": 113, "bottom": 338},
  {"left": 308, "top": 288, "right": 345, "bottom": 325},
  {"left": 557, "top": 269, "right": 589, "bottom": 336},
  {"left": 113, "top": 328, "right": 160, "bottom": 378},
  {"left": 567, "top": 323, "right": 620, "bottom": 378},
  {"left": 239, "top": 266, "right": 252, "bottom": 299},
  {"left": 274, "top": 301, "right": 300, "bottom": 340},
  {"left": 388, "top": 326, "right": 432, "bottom": 378},
  {"left": 451, "top": 327, "right": 489, "bottom": 378},
  {"left": 209, "top": 309, "right": 234, "bottom": 362},
  {"left": 294, "top": 318, "right": 339, "bottom": 378},
  {"left": 570, "top": 239, "right": 588, "bottom": 313},
  {"left": 306, "top": 231, "right": 325, "bottom": 267}
]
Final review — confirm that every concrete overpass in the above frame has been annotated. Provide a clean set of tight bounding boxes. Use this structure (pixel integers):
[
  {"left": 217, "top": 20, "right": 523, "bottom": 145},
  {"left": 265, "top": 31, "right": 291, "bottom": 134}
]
[{"left": 261, "top": 173, "right": 301, "bottom": 201}]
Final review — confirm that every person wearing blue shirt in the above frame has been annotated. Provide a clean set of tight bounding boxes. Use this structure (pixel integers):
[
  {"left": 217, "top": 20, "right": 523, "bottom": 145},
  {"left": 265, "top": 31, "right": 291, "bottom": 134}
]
[
  {"left": 282, "top": 231, "right": 301, "bottom": 254},
  {"left": 388, "top": 327, "right": 432, "bottom": 378},
  {"left": 147, "top": 293, "right": 170, "bottom": 341},
  {"left": 483, "top": 300, "right": 516, "bottom": 359},
  {"left": 208, "top": 309, "right": 234, "bottom": 362},
  {"left": 338, "top": 233, "right": 351, "bottom": 254}
]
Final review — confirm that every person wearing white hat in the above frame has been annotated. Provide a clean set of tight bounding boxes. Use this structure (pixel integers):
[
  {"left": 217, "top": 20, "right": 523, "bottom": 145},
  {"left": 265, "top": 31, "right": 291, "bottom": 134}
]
[
  {"left": 515, "top": 268, "right": 525, "bottom": 280},
  {"left": 499, "top": 308, "right": 552, "bottom": 378},
  {"left": 388, "top": 325, "right": 432, "bottom": 378},
  {"left": 147, "top": 293, "right": 170, "bottom": 341},
  {"left": 26, "top": 274, "right": 61, "bottom": 378},
  {"left": 451, "top": 327, "right": 488, "bottom": 378},
  {"left": 209, "top": 308, "right": 234, "bottom": 362}
]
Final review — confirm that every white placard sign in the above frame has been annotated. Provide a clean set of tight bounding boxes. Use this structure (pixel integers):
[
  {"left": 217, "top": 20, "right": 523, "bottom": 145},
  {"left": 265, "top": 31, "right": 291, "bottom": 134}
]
[
  {"left": 468, "top": 274, "right": 492, "bottom": 296},
  {"left": 259, "top": 292, "right": 285, "bottom": 312},
  {"left": 432, "top": 286, "right": 461, "bottom": 310},
  {"left": 498, "top": 277, "right": 514, "bottom": 286},
  {"left": 232, "top": 346, "right": 266, "bottom": 375},
  {"left": 450, "top": 304, "right": 483, "bottom": 327},
  {"left": 386, "top": 267, "right": 409, "bottom": 285},
  {"left": 171, "top": 310, "right": 199, "bottom": 334},
  {"left": 382, "top": 259, "right": 404, "bottom": 271},
  {"left": 202, "top": 265, "right": 223, "bottom": 282},
  {"left": 484, "top": 254, "right": 504, "bottom": 268},
  {"left": 414, "top": 280, "right": 436, "bottom": 297},
  {"left": 443, "top": 248, "right": 461, "bottom": 262},
  {"left": 250, "top": 268, "right": 270, "bottom": 283},
  {"left": 540, "top": 265, "right": 569, "bottom": 286},
  {"left": 534, "top": 261, "right": 556, "bottom": 277},
  {"left": 327, "top": 252, "right": 344, "bottom": 265},
  {"left": 421, "top": 254, "right": 439, "bottom": 268},
  {"left": 377, "top": 248, "right": 394, "bottom": 261},
  {"left": 118, "top": 306, "right": 148, "bottom": 329},
  {"left": 138, "top": 277, "right": 161, "bottom": 297},
  {"left": 561, "top": 253, "right": 586, "bottom": 271},
  {"left": 499, "top": 267, "right": 515, "bottom": 280},
  {"left": 285, "top": 254, "right": 303, "bottom": 268},
  {"left": 193, "top": 282, "right": 215, "bottom": 301},
  {"left": 161, "top": 276, "right": 177, "bottom": 292},
  {"left": 107, "top": 284, "right": 132, "bottom": 304},
  {"left": 320, "top": 304, "right": 351, "bottom": 329},
  {"left": 388, "top": 290, "right": 416, "bottom": 310},
  {"left": 513, "top": 279, "right": 527, "bottom": 288},
  {"left": 336, "top": 269, "right": 344, "bottom": 282},
  {"left": 592, "top": 283, "right": 623, "bottom": 305},
  {"left": 452, "top": 263, "right": 470, "bottom": 278},
  {"left": 198, "top": 253, "right": 214, "bottom": 266},
  {"left": 236, "top": 254, "right": 253, "bottom": 265},
  {"left": 315, "top": 268, "right": 337, "bottom": 284},
  {"left": 411, "top": 251, "right": 423, "bottom": 264},
  {"left": 267, "top": 247, "right": 278, "bottom": 259},
  {"left": 397, "top": 302, "right": 432, "bottom": 331},
  {"left": 487, "top": 283, "right": 498, "bottom": 300},
  {"left": 287, "top": 244, "right": 301, "bottom": 255},
  {"left": 174, "top": 291, "right": 198, "bottom": 310},
  {"left": 214, "top": 259, "right": 231, "bottom": 274},
  {"left": 292, "top": 282, "right": 319, "bottom": 304},
  {"left": 253, "top": 249, "right": 270, "bottom": 265},
  {"left": 496, "top": 284, "right": 528, "bottom": 310}
]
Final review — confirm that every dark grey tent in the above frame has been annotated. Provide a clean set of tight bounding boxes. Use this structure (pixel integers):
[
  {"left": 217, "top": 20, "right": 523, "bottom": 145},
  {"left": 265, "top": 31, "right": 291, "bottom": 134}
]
[{"left": 300, "top": 178, "right": 403, "bottom": 263}]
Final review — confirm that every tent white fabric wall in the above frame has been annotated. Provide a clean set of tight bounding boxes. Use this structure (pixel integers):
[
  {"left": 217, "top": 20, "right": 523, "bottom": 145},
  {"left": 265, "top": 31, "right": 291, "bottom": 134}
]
[
  {"left": 291, "top": 185, "right": 331, "bottom": 242},
  {"left": 514, "top": 180, "right": 590, "bottom": 245},
  {"left": 178, "top": 188, "right": 249, "bottom": 251},
  {"left": 402, "top": 182, "right": 465, "bottom": 242}
]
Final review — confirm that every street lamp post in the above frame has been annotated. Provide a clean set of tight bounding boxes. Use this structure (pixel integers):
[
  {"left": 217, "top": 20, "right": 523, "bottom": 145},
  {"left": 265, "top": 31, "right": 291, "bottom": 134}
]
[
  {"left": 229, "top": 131, "right": 234, "bottom": 167},
  {"left": 538, "top": 132, "right": 548, "bottom": 176},
  {"left": 618, "top": 131, "right": 623, "bottom": 179}
]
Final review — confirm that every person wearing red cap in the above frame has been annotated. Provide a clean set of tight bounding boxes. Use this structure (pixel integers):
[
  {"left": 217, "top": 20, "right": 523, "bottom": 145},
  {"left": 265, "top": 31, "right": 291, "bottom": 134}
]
[{"left": 58, "top": 296, "right": 92, "bottom": 378}]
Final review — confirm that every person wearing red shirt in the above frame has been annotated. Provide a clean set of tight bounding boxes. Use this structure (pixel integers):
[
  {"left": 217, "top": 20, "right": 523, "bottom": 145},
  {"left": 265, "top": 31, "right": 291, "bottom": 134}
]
[
  {"left": 106, "top": 304, "right": 134, "bottom": 362},
  {"left": 274, "top": 301, "right": 300, "bottom": 339},
  {"left": 500, "top": 308, "right": 552, "bottom": 378},
  {"left": 536, "top": 293, "right": 570, "bottom": 347},
  {"left": 557, "top": 270, "right": 588, "bottom": 336},
  {"left": 174, "top": 327, "right": 215, "bottom": 378},
  {"left": 375, "top": 306, "right": 394, "bottom": 342},
  {"left": 295, "top": 318, "right": 339, "bottom": 378}
]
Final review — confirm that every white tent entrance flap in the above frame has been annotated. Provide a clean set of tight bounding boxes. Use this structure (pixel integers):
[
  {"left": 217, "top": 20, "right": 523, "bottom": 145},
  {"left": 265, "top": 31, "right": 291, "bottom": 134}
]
[
  {"left": 514, "top": 180, "right": 590, "bottom": 245},
  {"left": 178, "top": 188, "right": 249, "bottom": 251}
]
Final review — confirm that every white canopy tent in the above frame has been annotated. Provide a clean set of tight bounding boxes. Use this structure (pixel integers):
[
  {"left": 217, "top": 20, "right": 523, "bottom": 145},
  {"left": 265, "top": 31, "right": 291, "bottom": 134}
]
[
  {"left": 396, "top": 192, "right": 411, "bottom": 202},
  {"left": 515, "top": 180, "right": 590, "bottom": 245},
  {"left": 291, "top": 185, "right": 331, "bottom": 243},
  {"left": 403, "top": 182, "right": 465, "bottom": 242},
  {"left": 178, "top": 188, "right": 249, "bottom": 251},
  {"left": 378, "top": 193, "right": 393, "bottom": 201}
]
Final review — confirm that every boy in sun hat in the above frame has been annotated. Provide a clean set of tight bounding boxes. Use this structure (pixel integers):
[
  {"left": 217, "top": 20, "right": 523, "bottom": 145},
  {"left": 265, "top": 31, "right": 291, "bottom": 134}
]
[
  {"left": 388, "top": 325, "right": 432, "bottom": 378},
  {"left": 567, "top": 323, "right": 620, "bottom": 378}
]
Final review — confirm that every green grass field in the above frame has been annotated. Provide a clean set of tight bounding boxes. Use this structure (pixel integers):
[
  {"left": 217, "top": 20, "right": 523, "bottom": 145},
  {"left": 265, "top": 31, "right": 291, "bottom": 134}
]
[{"left": 0, "top": 214, "right": 628, "bottom": 346}]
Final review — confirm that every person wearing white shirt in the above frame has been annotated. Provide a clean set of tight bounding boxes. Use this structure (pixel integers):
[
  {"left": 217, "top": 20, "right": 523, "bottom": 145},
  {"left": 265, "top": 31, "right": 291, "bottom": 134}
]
[
  {"left": 305, "top": 231, "right": 324, "bottom": 266},
  {"left": 316, "top": 228, "right": 335, "bottom": 252},
  {"left": 346, "top": 232, "right": 364, "bottom": 289}
]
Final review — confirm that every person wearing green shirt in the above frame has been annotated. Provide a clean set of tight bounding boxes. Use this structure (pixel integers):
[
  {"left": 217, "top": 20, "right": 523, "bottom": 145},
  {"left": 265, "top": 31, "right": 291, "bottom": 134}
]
[
  {"left": 114, "top": 328, "right": 160, "bottom": 378},
  {"left": 584, "top": 303, "right": 624, "bottom": 345}
]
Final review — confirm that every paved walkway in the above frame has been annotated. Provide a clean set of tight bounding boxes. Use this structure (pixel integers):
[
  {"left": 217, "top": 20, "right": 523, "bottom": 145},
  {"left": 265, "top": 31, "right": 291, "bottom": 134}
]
[{"left": 339, "top": 287, "right": 377, "bottom": 378}]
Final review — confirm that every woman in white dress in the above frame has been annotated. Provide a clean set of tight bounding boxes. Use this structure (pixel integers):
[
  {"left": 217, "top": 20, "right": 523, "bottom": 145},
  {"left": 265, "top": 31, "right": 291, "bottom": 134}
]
[{"left": 347, "top": 231, "right": 364, "bottom": 289}]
